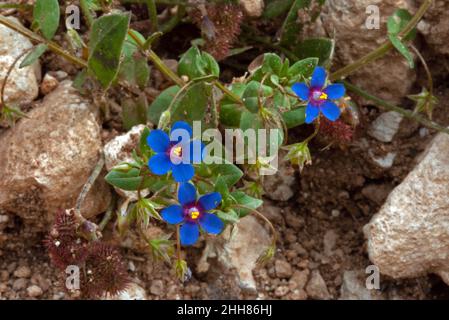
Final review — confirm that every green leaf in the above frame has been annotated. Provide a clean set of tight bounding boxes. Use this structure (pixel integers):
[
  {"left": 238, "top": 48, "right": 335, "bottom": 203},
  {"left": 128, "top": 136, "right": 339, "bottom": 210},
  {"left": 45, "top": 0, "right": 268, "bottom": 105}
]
[
  {"left": 147, "top": 85, "right": 179, "bottom": 124},
  {"left": 147, "top": 83, "right": 209, "bottom": 125},
  {"left": 208, "top": 159, "right": 243, "bottom": 188},
  {"left": 178, "top": 47, "right": 220, "bottom": 80},
  {"left": 242, "top": 81, "right": 273, "bottom": 113},
  {"left": 231, "top": 191, "right": 263, "bottom": 217},
  {"left": 138, "top": 127, "right": 152, "bottom": 160},
  {"left": 216, "top": 209, "right": 239, "bottom": 224},
  {"left": 105, "top": 167, "right": 167, "bottom": 191},
  {"left": 261, "top": 53, "right": 283, "bottom": 75},
  {"left": 33, "top": 0, "right": 60, "bottom": 40},
  {"left": 19, "top": 44, "right": 47, "bottom": 68},
  {"left": 282, "top": 107, "right": 305, "bottom": 128},
  {"left": 387, "top": 9, "right": 416, "bottom": 40},
  {"left": 105, "top": 167, "right": 144, "bottom": 191},
  {"left": 294, "top": 38, "right": 335, "bottom": 66},
  {"left": 119, "top": 56, "right": 150, "bottom": 89},
  {"left": 88, "top": 13, "right": 130, "bottom": 89},
  {"left": 178, "top": 46, "right": 204, "bottom": 79},
  {"left": 219, "top": 83, "right": 246, "bottom": 127},
  {"left": 263, "top": 0, "right": 295, "bottom": 19},
  {"left": 121, "top": 93, "right": 148, "bottom": 130},
  {"left": 123, "top": 30, "right": 146, "bottom": 58},
  {"left": 288, "top": 57, "right": 318, "bottom": 81},
  {"left": 388, "top": 34, "right": 414, "bottom": 68},
  {"left": 279, "top": 0, "right": 311, "bottom": 46}
]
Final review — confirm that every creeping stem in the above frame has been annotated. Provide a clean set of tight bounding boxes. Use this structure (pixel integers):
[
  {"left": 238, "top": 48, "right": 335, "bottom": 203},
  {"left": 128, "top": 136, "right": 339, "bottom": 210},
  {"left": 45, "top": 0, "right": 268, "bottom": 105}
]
[{"left": 344, "top": 81, "right": 449, "bottom": 135}]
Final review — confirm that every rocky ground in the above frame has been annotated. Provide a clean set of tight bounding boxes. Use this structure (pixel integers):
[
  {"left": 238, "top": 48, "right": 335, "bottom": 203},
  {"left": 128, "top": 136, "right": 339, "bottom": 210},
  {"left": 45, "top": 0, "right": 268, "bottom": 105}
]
[{"left": 1, "top": 0, "right": 449, "bottom": 300}]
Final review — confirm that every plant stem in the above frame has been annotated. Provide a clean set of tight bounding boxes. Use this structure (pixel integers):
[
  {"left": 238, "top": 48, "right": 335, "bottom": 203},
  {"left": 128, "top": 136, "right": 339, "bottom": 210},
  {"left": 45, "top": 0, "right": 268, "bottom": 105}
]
[
  {"left": 0, "top": 15, "right": 87, "bottom": 68},
  {"left": 214, "top": 81, "right": 243, "bottom": 105},
  {"left": 145, "top": 0, "right": 159, "bottom": 32},
  {"left": 0, "top": 48, "right": 30, "bottom": 112},
  {"left": 99, "top": 195, "right": 116, "bottom": 231},
  {"left": 344, "top": 81, "right": 449, "bottom": 135},
  {"left": 160, "top": 3, "right": 185, "bottom": 34},
  {"left": 80, "top": 0, "right": 94, "bottom": 27},
  {"left": 330, "top": 0, "right": 433, "bottom": 81}
]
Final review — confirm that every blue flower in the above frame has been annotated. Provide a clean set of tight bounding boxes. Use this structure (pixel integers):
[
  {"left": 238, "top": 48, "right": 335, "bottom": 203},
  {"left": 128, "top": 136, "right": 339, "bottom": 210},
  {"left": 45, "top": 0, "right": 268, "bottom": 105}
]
[
  {"left": 161, "top": 183, "right": 224, "bottom": 246},
  {"left": 146, "top": 121, "right": 204, "bottom": 183},
  {"left": 292, "top": 66, "right": 346, "bottom": 124}
]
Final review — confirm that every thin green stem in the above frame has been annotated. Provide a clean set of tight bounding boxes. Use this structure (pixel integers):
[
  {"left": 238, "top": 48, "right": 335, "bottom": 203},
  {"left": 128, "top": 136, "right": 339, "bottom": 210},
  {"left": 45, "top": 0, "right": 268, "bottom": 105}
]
[
  {"left": 330, "top": 0, "right": 433, "bottom": 81},
  {"left": 145, "top": 0, "right": 159, "bottom": 32},
  {"left": 0, "top": 15, "right": 87, "bottom": 68},
  {"left": 160, "top": 4, "right": 185, "bottom": 34},
  {"left": 214, "top": 81, "right": 243, "bottom": 105},
  {"left": 344, "top": 81, "right": 449, "bottom": 135}
]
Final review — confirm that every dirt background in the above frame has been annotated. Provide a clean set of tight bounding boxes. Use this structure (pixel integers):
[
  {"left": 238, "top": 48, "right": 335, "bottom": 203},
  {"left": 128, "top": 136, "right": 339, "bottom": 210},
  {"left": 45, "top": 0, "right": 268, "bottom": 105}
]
[{"left": 1, "top": 1, "right": 449, "bottom": 300}]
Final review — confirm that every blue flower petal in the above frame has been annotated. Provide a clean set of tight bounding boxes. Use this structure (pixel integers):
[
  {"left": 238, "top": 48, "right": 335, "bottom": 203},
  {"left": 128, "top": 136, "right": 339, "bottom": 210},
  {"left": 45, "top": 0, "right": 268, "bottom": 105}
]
[
  {"left": 321, "top": 100, "right": 341, "bottom": 121},
  {"left": 324, "top": 83, "right": 345, "bottom": 100},
  {"left": 199, "top": 213, "right": 224, "bottom": 235},
  {"left": 148, "top": 153, "right": 172, "bottom": 175},
  {"left": 198, "top": 192, "right": 222, "bottom": 211},
  {"left": 180, "top": 222, "right": 199, "bottom": 246},
  {"left": 178, "top": 182, "right": 197, "bottom": 205},
  {"left": 161, "top": 205, "right": 184, "bottom": 224},
  {"left": 170, "top": 121, "right": 193, "bottom": 142},
  {"left": 172, "top": 163, "right": 195, "bottom": 183},
  {"left": 305, "top": 103, "right": 320, "bottom": 124},
  {"left": 310, "top": 66, "right": 327, "bottom": 89},
  {"left": 147, "top": 130, "right": 170, "bottom": 153},
  {"left": 189, "top": 140, "right": 205, "bottom": 164},
  {"left": 292, "top": 83, "right": 310, "bottom": 101}
]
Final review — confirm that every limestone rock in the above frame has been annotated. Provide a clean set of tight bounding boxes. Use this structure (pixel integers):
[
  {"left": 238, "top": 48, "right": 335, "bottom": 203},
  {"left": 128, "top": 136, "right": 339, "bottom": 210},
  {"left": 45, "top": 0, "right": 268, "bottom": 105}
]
[
  {"left": 339, "top": 270, "right": 384, "bottom": 300},
  {"left": 103, "top": 125, "right": 148, "bottom": 201},
  {"left": 199, "top": 216, "right": 271, "bottom": 293},
  {"left": 317, "top": 0, "right": 416, "bottom": 104},
  {"left": 364, "top": 131, "right": 449, "bottom": 285},
  {"left": 0, "top": 16, "right": 40, "bottom": 105},
  {"left": 368, "top": 111, "right": 403, "bottom": 143},
  {"left": 0, "top": 81, "right": 110, "bottom": 229},
  {"left": 107, "top": 283, "right": 147, "bottom": 300}
]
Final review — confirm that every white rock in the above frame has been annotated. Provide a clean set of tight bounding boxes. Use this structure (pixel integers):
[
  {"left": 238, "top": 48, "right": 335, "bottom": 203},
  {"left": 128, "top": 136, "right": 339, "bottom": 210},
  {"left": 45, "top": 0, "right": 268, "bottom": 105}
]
[
  {"left": 317, "top": 0, "right": 416, "bottom": 104},
  {"left": 364, "top": 131, "right": 449, "bottom": 285},
  {"left": 103, "top": 124, "right": 149, "bottom": 201},
  {"left": 107, "top": 283, "right": 147, "bottom": 300},
  {"left": 339, "top": 270, "right": 383, "bottom": 300},
  {"left": 217, "top": 216, "right": 271, "bottom": 293},
  {"left": 368, "top": 111, "right": 403, "bottom": 143},
  {"left": 239, "top": 0, "right": 264, "bottom": 17},
  {"left": 0, "top": 16, "right": 40, "bottom": 105},
  {"left": 0, "top": 81, "right": 110, "bottom": 229},
  {"left": 369, "top": 150, "right": 397, "bottom": 169}
]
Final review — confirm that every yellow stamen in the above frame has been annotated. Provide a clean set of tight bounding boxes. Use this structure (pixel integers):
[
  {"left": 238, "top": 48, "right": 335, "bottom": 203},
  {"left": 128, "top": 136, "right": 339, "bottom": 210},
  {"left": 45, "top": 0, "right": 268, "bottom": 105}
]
[
  {"left": 319, "top": 92, "right": 328, "bottom": 100},
  {"left": 173, "top": 146, "right": 182, "bottom": 157},
  {"left": 190, "top": 210, "right": 200, "bottom": 220}
]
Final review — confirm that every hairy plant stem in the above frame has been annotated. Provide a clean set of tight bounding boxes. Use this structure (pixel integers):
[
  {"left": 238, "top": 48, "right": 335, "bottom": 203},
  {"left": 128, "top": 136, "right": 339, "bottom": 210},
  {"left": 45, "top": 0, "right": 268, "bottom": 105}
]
[
  {"left": 330, "top": 0, "right": 433, "bottom": 81},
  {"left": 344, "top": 81, "right": 449, "bottom": 135},
  {"left": 74, "top": 154, "right": 105, "bottom": 240},
  {"left": 0, "top": 15, "right": 87, "bottom": 68},
  {"left": 0, "top": 48, "right": 30, "bottom": 112}
]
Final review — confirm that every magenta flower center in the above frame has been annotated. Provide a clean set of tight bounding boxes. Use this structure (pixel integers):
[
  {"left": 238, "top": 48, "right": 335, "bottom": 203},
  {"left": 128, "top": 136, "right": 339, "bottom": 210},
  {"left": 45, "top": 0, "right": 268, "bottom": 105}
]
[
  {"left": 309, "top": 88, "right": 328, "bottom": 106},
  {"left": 184, "top": 204, "right": 202, "bottom": 222},
  {"left": 167, "top": 144, "right": 183, "bottom": 161}
]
